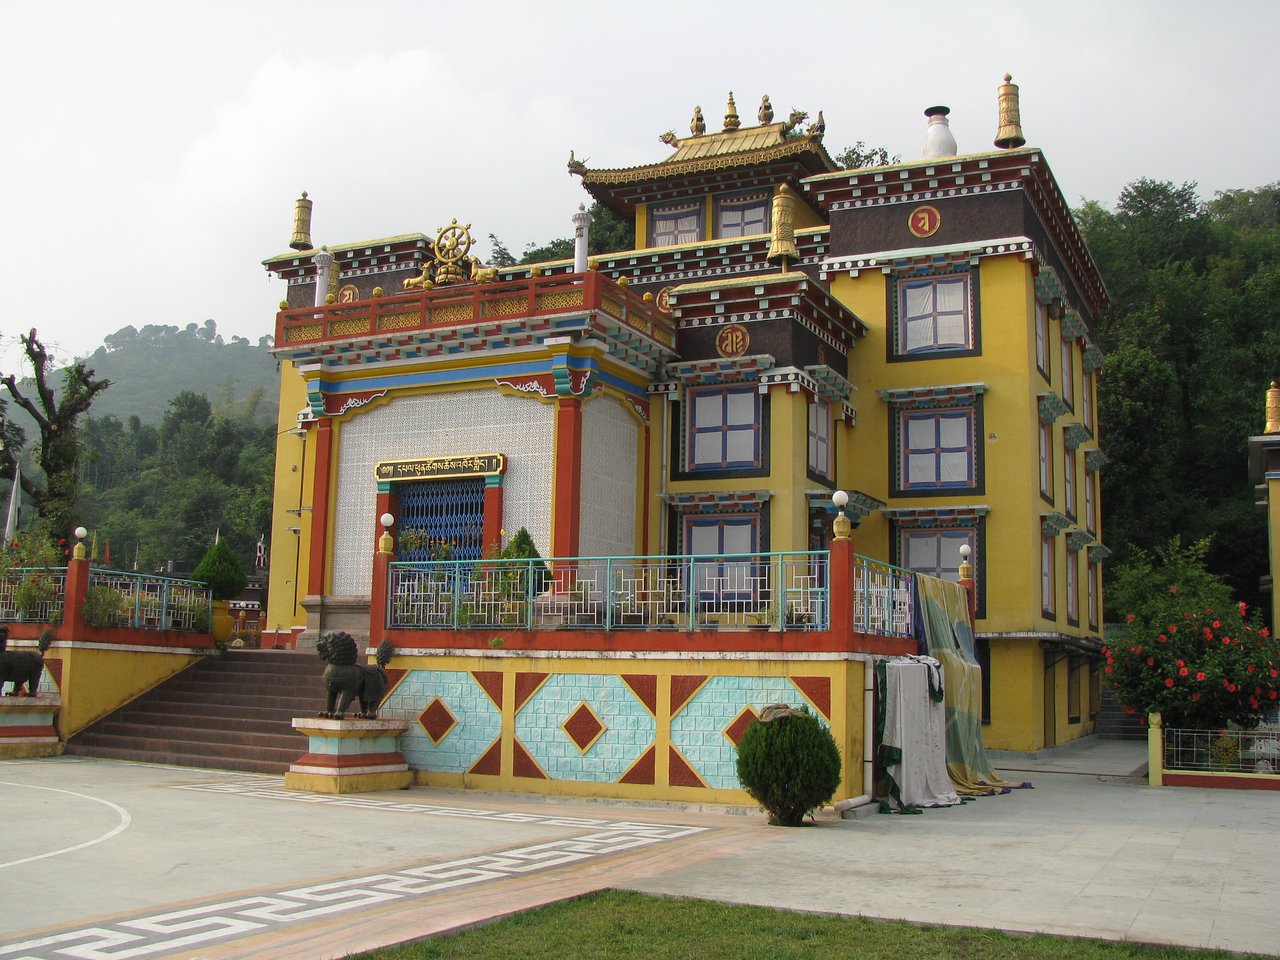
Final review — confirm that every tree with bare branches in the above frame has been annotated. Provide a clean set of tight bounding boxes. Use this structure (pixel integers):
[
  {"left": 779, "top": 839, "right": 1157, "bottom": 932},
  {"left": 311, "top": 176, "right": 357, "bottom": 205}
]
[{"left": 0, "top": 329, "right": 110, "bottom": 539}]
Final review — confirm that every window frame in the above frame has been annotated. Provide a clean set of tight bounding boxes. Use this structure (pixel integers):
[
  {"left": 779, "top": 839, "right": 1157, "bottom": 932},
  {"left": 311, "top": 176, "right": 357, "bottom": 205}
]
[
  {"left": 892, "top": 519, "right": 985, "bottom": 619},
  {"left": 1035, "top": 301, "right": 1051, "bottom": 381},
  {"left": 1038, "top": 420, "right": 1054, "bottom": 502},
  {"left": 1063, "top": 445, "right": 1077, "bottom": 520},
  {"left": 1060, "top": 336, "right": 1075, "bottom": 409},
  {"left": 648, "top": 199, "right": 704, "bottom": 247},
  {"left": 895, "top": 406, "right": 980, "bottom": 495},
  {"left": 1082, "top": 370, "right": 1095, "bottom": 432},
  {"left": 892, "top": 271, "right": 978, "bottom": 359},
  {"left": 1041, "top": 533, "right": 1056, "bottom": 619},
  {"left": 807, "top": 397, "right": 833, "bottom": 483},
  {"left": 681, "top": 383, "right": 766, "bottom": 476},
  {"left": 1066, "top": 546, "right": 1080, "bottom": 626},
  {"left": 713, "top": 190, "right": 770, "bottom": 239},
  {"left": 1087, "top": 559, "right": 1099, "bottom": 631},
  {"left": 1084, "top": 470, "right": 1096, "bottom": 535},
  {"left": 684, "top": 512, "right": 761, "bottom": 603}
]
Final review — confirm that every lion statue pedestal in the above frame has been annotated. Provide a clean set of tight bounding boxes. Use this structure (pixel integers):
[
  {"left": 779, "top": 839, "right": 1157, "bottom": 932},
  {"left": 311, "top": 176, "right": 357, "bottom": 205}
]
[{"left": 285, "top": 717, "right": 413, "bottom": 794}]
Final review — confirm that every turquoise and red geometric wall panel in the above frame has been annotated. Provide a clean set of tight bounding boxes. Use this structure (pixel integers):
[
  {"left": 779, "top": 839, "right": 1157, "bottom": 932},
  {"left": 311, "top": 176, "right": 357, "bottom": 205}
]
[
  {"left": 514, "top": 673, "right": 657, "bottom": 784},
  {"left": 385, "top": 669, "right": 502, "bottom": 773}
]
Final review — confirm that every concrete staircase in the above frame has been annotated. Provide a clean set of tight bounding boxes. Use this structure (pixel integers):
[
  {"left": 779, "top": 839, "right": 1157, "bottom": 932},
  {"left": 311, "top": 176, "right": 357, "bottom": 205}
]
[
  {"left": 66, "top": 649, "right": 326, "bottom": 774},
  {"left": 1094, "top": 686, "right": 1147, "bottom": 741}
]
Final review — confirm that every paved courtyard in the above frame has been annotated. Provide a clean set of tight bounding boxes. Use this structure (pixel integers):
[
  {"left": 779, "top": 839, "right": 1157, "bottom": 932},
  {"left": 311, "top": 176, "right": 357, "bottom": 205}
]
[{"left": 1, "top": 740, "right": 1276, "bottom": 959}]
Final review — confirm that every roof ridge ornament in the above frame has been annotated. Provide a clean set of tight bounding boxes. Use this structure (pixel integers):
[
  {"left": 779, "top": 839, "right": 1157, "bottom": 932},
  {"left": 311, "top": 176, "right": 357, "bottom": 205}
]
[
  {"left": 758, "top": 94, "right": 774, "bottom": 124},
  {"left": 723, "top": 91, "right": 741, "bottom": 131},
  {"left": 690, "top": 105, "right": 706, "bottom": 136}
]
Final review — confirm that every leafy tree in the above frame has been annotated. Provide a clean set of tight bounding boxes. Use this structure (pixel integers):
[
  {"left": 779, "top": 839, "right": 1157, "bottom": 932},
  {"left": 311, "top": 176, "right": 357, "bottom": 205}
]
[
  {"left": 735, "top": 706, "right": 841, "bottom": 826},
  {"left": 0, "top": 329, "right": 110, "bottom": 539},
  {"left": 193, "top": 538, "right": 247, "bottom": 600},
  {"left": 487, "top": 202, "right": 634, "bottom": 267},
  {"left": 834, "top": 142, "right": 900, "bottom": 169}
]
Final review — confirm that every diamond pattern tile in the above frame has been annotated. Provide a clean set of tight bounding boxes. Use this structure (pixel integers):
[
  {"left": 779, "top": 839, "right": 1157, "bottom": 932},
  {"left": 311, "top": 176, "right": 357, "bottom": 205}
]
[
  {"left": 562, "top": 701, "right": 606, "bottom": 753},
  {"left": 419, "top": 696, "right": 458, "bottom": 745},
  {"left": 723, "top": 706, "right": 760, "bottom": 747}
]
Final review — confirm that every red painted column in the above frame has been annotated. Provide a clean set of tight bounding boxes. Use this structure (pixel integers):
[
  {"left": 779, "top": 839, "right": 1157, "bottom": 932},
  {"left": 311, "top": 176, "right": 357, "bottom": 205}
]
[
  {"left": 369, "top": 546, "right": 390, "bottom": 646},
  {"left": 62, "top": 554, "right": 89, "bottom": 638},
  {"left": 306, "top": 418, "right": 334, "bottom": 597},
  {"left": 551, "top": 397, "right": 583, "bottom": 558},
  {"left": 483, "top": 479, "right": 505, "bottom": 556},
  {"left": 828, "top": 534, "right": 854, "bottom": 640}
]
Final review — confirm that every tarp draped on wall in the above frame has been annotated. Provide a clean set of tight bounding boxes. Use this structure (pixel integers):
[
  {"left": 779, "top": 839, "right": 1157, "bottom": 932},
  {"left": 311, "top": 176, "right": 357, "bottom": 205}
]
[{"left": 914, "top": 574, "right": 1030, "bottom": 795}]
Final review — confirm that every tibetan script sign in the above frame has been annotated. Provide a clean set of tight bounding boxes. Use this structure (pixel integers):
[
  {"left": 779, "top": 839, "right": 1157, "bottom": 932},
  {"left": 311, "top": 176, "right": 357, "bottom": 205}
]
[
  {"left": 375, "top": 454, "right": 505, "bottom": 482},
  {"left": 908, "top": 205, "right": 941, "bottom": 238}
]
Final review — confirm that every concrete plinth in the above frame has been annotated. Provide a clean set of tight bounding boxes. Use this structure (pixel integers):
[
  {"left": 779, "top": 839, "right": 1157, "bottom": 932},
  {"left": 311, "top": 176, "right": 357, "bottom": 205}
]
[
  {"left": 0, "top": 694, "right": 63, "bottom": 759},
  {"left": 285, "top": 717, "right": 412, "bottom": 794}
]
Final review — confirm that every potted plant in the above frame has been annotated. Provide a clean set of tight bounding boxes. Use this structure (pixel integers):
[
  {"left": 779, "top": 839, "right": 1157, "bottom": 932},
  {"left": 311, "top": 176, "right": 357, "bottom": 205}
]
[{"left": 193, "top": 539, "right": 246, "bottom": 642}]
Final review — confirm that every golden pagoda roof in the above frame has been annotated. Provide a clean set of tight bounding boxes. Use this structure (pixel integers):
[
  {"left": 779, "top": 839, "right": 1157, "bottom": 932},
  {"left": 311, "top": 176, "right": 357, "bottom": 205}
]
[{"left": 581, "top": 129, "right": 834, "bottom": 187}]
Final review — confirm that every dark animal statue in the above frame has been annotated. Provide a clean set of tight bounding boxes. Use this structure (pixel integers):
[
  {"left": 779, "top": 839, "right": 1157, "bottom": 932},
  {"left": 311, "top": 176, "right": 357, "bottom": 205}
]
[
  {"left": 0, "top": 627, "right": 52, "bottom": 697},
  {"left": 316, "top": 631, "right": 394, "bottom": 719}
]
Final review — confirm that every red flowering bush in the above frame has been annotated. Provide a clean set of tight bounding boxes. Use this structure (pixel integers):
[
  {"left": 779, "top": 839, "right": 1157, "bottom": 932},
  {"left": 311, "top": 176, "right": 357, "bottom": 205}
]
[{"left": 1104, "top": 598, "right": 1280, "bottom": 729}]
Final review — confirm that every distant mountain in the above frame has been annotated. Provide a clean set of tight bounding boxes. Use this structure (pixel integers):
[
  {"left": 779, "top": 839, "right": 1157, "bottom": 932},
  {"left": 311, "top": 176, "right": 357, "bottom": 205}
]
[{"left": 73, "top": 321, "right": 279, "bottom": 424}]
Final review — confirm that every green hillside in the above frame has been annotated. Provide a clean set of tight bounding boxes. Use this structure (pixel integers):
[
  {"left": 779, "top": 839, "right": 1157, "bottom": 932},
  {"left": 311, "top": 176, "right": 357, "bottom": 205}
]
[{"left": 77, "top": 321, "right": 279, "bottom": 424}]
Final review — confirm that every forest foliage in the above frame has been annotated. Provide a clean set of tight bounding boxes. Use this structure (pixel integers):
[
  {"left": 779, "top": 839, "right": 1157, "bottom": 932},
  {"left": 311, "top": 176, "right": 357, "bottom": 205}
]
[{"left": 1078, "top": 180, "right": 1280, "bottom": 614}]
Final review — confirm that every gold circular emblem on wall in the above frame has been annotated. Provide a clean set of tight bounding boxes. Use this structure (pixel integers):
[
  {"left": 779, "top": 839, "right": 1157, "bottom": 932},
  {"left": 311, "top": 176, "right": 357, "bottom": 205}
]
[
  {"left": 337, "top": 283, "right": 360, "bottom": 304},
  {"left": 716, "top": 323, "right": 750, "bottom": 358},
  {"left": 908, "top": 205, "right": 942, "bottom": 238},
  {"left": 656, "top": 286, "right": 674, "bottom": 314}
]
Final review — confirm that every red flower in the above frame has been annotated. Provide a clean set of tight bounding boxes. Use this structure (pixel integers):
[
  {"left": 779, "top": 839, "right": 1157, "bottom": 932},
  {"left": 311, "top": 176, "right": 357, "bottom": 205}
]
[
  {"left": 1196, "top": 671, "right": 1206, "bottom": 681},
  {"left": 1176, "top": 659, "right": 1185, "bottom": 667},
  {"left": 1192, "top": 693, "right": 1201, "bottom": 701},
  {"left": 1123, "top": 705, "right": 1135, "bottom": 714},
  {"left": 1212, "top": 620, "right": 1221, "bottom": 629},
  {"left": 1224, "top": 682, "right": 1237, "bottom": 693},
  {"left": 1179, "top": 667, "right": 1189, "bottom": 676},
  {"left": 1271, "top": 669, "right": 1279, "bottom": 678},
  {"left": 1146, "top": 657, "right": 1155, "bottom": 666},
  {"left": 1136, "top": 645, "right": 1143, "bottom": 654},
  {"left": 1169, "top": 625, "right": 1178, "bottom": 634},
  {"left": 1105, "top": 665, "right": 1112, "bottom": 674},
  {"left": 1223, "top": 637, "right": 1232, "bottom": 645},
  {"left": 1165, "top": 678, "right": 1175, "bottom": 688},
  {"left": 1126, "top": 613, "right": 1135, "bottom": 622},
  {"left": 1262, "top": 628, "right": 1272, "bottom": 639},
  {"left": 1270, "top": 691, "right": 1278, "bottom": 700},
  {"left": 1171, "top": 586, "right": 1179, "bottom": 594},
  {"left": 1247, "top": 664, "right": 1256, "bottom": 673}
]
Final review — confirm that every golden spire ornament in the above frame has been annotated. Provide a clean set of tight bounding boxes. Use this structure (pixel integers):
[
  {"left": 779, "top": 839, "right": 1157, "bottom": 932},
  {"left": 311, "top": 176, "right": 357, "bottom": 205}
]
[
  {"left": 723, "top": 91, "right": 740, "bottom": 131},
  {"left": 1266, "top": 381, "right": 1280, "bottom": 434},
  {"left": 766, "top": 184, "right": 799, "bottom": 268},
  {"left": 290, "top": 191, "right": 313, "bottom": 251},
  {"left": 994, "top": 73, "right": 1026, "bottom": 149},
  {"left": 690, "top": 105, "right": 706, "bottom": 136},
  {"left": 758, "top": 94, "right": 774, "bottom": 124}
]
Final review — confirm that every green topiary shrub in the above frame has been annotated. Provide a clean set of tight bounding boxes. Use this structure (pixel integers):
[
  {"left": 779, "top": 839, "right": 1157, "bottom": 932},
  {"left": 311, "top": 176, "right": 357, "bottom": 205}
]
[
  {"left": 735, "top": 705, "right": 842, "bottom": 826},
  {"left": 193, "top": 540, "right": 247, "bottom": 601}
]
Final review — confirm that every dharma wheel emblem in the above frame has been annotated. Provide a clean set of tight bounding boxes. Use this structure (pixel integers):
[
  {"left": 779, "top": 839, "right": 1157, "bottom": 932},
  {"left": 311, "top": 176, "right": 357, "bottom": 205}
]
[{"left": 432, "top": 219, "right": 473, "bottom": 284}]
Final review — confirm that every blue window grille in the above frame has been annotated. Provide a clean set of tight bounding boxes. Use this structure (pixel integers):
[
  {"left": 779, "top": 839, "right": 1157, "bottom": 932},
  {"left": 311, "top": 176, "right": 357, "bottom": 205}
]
[{"left": 397, "top": 478, "right": 485, "bottom": 561}]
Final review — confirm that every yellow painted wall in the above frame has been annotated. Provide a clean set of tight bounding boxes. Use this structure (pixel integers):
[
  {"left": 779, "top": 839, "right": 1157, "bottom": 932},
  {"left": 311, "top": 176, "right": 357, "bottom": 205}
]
[
  {"left": 1269, "top": 475, "right": 1280, "bottom": 633},
  {"left": 50, "top": 647, "right": 205, "bottom": 737},
  {"left": 985, "top": 638, "right": 1042, "bottom": 750},
  {"left": 265, "top": 361, "right": 313, "bottom": 639}
]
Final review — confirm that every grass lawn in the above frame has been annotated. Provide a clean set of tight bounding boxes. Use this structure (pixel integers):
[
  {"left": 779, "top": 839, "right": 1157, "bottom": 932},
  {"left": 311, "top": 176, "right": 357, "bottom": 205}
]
[{"left": 347, "top": 890, "right": 1258, "bottom": 960}]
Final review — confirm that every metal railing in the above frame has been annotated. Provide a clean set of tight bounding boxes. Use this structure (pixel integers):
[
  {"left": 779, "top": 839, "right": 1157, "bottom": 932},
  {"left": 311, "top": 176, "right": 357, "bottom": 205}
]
[
  {"left": 852, "top": 556, "right": 915, "bottom": 639},
  {"left": 0, "top": 567, "right": 67, "bottom": 624},
  {"left": 1164, "top": 726, "right": 1280, "bottom": 775},
  {"left": 388, "top": 552, "right": 829, "bottom": 632},
  {"left": 86, "top": 570, "right": 212, "bottom": 633}
]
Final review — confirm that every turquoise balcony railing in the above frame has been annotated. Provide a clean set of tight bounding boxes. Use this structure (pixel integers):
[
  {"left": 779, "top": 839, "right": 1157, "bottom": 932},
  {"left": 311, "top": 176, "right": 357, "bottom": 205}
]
[{"left": 386, "top": 550, "right": 922, "bottom": 639}]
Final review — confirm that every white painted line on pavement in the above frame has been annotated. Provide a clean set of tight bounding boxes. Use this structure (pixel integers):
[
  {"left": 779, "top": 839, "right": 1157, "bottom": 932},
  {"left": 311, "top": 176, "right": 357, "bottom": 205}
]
[{"left": 0, "top": 781, "right": 132, "bottom": 869}]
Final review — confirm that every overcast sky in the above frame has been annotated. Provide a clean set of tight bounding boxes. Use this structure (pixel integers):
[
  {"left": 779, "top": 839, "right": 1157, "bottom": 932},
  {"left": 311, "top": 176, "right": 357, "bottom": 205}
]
[{"left": 2, "top": 0, "right": 1276, "bottom": 373}]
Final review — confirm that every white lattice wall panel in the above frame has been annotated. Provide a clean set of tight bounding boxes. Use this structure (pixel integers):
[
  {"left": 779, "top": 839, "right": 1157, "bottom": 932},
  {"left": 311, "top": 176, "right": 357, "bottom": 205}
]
[
  {"left": 578, "top": 395, "right": 639, "bottom": 559},
  {"left": 333, "top": 391, "right": 554, "bottom": 594}
]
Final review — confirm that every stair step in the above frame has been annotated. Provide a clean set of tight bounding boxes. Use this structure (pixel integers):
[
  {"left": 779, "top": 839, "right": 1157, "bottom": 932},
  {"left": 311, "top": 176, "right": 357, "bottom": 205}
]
[{"left": 65, "top": 649, "right": 369, "bottom": 774}]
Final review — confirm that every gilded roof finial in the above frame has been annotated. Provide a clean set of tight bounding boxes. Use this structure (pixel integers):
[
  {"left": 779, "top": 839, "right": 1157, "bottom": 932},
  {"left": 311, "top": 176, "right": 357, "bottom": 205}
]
[
  {"left": 723, "top": 91, "right": 741, "bottom": 131},
  {"left": 810, "top": 110, "right": 826, "bottom": 139},
  {"left": 758, "top": 95, "right": 774, "bottom": 124},
  {"left": 1266, "top": 381, "right": 1280, "bottom": 434},
  {"left": 690, "top": 105, "right": 706, "bottom": 136},
  {"left": 290, "top": 191, "right": 313, "bottom": 251},
  {"left": 994, "top": 73, "right": 1026, "bottom": 149}
]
